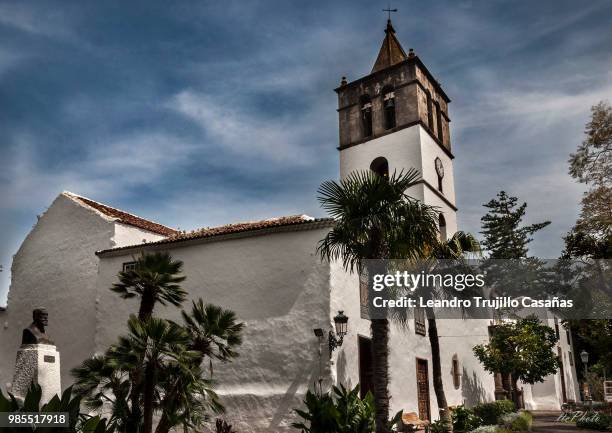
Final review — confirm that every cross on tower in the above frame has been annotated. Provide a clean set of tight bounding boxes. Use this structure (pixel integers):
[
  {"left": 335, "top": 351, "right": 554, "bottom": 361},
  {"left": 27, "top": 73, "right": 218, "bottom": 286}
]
[{"left": 383, "top": 5, "right": 397, "bottom": 21}]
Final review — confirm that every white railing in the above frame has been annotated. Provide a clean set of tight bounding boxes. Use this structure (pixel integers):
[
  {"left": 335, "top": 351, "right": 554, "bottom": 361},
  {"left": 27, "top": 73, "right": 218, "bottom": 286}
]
[{"left": 604, "top": 380, "right": 612, "bottom": 402}]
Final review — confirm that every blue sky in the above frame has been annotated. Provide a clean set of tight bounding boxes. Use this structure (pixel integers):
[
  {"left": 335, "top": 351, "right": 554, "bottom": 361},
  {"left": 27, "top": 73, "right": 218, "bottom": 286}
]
[{"left": 1, "top": 0, "right": 611, "bottom": 305}]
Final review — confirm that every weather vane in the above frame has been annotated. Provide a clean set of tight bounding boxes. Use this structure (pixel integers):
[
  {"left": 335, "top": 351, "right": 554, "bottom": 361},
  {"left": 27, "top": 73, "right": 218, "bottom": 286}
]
[{"left": 383, "top": 4, "right": 398, "bottom": 21}]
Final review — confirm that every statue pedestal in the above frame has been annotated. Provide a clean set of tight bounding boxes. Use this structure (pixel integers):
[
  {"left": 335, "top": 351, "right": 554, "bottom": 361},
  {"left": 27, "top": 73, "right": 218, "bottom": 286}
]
[{"left": 11, "top": 344, "right": 61, "bottom": 404}]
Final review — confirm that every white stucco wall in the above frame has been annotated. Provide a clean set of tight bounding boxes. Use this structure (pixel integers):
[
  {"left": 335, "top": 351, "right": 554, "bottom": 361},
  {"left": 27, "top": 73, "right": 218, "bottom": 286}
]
[
  {"left": 522, "top": 315, "right": 580, "bottom": 410},
  {"left": 0, "top": 193, "right": 170, "bottom": 392},
  {"left": 329, "top": 260, "right": 496, "bottom": 422},
  {"left": 94, "top": 227, "right": 334, "bottom": 433},
  {"left": 0, "top": 194, "right": 114, "bottom": 389},
  {"left": 339, "top": 125, "right": 458, "bottom": 239},
  {"left": 112, "top": 222, "right": 166, "bottom": 248}
]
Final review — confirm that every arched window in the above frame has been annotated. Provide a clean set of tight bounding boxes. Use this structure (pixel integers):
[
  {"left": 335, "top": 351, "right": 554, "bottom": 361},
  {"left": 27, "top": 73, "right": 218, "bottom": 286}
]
[
  {"left": 451, "top": 355, "right": 461, "bottom": 389},
  {"left": 382, "top": 87, "right": 396, "bottom": 130},
  {"left": 360, "top": 95, "right": 373, "bottom": 138},
  {"left": 435, "top": 101, "right": 443, "bottom": 142},
  {"left": 439, "top": 214, "right": 447, "bottom": 242},
  {"left": 426, "top": 90, "right": 433, "bottom": 130},
  {"left": 370, "top": 157, "right": 389, "bottom": 178}
]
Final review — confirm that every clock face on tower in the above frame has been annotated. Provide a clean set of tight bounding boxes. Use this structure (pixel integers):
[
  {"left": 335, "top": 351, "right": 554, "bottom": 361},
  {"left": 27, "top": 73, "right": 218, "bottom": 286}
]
[{"left": 435, "top": 157, "right": 444, "bottom": 179}]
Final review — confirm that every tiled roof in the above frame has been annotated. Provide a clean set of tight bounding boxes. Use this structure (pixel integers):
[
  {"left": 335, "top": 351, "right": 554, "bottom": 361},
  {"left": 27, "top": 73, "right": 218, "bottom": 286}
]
[
  {"left": 372, "top": 20, "right": 409, "bottom": 73},
  {"left": 96, "top": 215, "right": 334, "bottom": 256},
  {"left": 63, "top": 192, "right": 178, "bottom": 237}
]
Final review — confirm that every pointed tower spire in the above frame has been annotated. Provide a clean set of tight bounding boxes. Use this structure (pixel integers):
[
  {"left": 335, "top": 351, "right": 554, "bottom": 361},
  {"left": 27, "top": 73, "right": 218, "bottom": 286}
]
[{"left": 371, "top": 19, "right": 408, "bottom": 73}]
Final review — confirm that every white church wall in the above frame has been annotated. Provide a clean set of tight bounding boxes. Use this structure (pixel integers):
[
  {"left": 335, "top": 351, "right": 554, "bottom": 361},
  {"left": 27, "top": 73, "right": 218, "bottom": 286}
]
[
  {"left": 0, "top": 193, "right": 172, "bottom": 395},
  {"left": 422, "top": 188, "right": 458, "bottom": 238},
  {"left": 94, "top": 227, "right": 334, "bottom": 433},
  {"left": 112, "top": 222, "right": 166, "bottom": 248},
  {"left": 0, "top": 194, "right": 114, "bottom": 389},
  {"left": 418, "top": 127, "right": 456, "bottom": 206},
  {"left": 339, "top": 126, "right": 423, "bottom": 181},
  {"left": 433, "top": 319, "right": 496, "bottom": 408},
  {"left": 329, "top": 260, "right": 496, "bottom": 422},
  {"left": 522, "top": 315, "right": 580, "bottom": 410}
]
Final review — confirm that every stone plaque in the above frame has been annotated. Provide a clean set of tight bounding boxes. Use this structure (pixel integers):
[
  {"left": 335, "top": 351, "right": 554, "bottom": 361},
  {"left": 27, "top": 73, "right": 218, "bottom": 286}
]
[{"left": 44, "top": 355, "right": 55, "bottom": 363}]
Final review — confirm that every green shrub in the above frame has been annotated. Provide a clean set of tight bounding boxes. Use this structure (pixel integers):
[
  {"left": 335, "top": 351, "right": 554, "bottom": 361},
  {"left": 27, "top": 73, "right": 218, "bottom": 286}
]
[
  {"left": 452, "top": 405, "right": 483, "bottom": 432},
  {"left": 575, "top": 413, "right": 612, "bottom": 431},
  {"left": 0, "top": 383, "right": 112, "bottom": 433},
  {"left": 473, "top": 400, "right": 515, "bottom": 425},
  {"left": 500, "top": 411, "right": 532, "bottom": 431},
  {"left": 430, "top": 419, "right": 452, "bottom": 433},
  {"left": 469, "top": 425, "right": 500, "bottom": 433},
  {"left": 292, "top": 385, "right": 375, "bottom": 433}
]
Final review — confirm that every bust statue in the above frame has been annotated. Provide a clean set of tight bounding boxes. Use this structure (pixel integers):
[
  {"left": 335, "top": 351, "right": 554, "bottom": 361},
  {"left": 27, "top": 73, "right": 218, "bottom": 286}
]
[{"left": 22, "top": 308, "right": 54, "bottom": 345}]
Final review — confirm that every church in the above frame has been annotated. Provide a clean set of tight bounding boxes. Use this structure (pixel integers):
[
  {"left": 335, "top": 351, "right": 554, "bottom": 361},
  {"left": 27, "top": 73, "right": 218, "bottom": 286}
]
[{"left": 0, "top": 20, "right": 579, "bottom": 432}]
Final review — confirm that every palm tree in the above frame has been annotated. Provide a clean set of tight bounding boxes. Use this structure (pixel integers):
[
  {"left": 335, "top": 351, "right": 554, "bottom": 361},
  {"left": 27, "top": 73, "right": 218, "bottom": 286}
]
[
  {"left": 113, "top": 317, "right": 194, "bottom": 433},
  {"left": 181, "top": 299, "right": 245, "bottom": 366},
  {"left": 317, "top": 169, "right": 440, "bottom": 433},
  {"left": 154, "top": 300, "right": 244, "bottom": 433},
  {"left": 110, "top": 251, "right": 188, "bottom": 430},
  {"left": 73, "top": 309, "right": 231, "bottom": 433},
  {"left": 111, "top": 251, "right": 187, "bottom": 321},
  {"left": 425, "top": 232, "right": 481, "bottom": 432},
  {"left": 71, "top": 354, "right": 133, "bottom": 432}
]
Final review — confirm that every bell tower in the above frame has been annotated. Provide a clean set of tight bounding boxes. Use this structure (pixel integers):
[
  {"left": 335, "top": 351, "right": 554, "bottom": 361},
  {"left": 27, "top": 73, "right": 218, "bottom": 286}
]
[{"left": 335, "top": 19, "right": 458, "bottom": 237}]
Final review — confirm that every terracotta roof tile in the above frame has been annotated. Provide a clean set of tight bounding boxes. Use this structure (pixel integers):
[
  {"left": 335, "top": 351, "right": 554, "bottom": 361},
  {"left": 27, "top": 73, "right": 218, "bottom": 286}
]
[
  {"left": 63, "top": 192, "right": 178, "bottom": 237},
  {"left": 96, "top": 215, "right": 334, "bottom": 255}
]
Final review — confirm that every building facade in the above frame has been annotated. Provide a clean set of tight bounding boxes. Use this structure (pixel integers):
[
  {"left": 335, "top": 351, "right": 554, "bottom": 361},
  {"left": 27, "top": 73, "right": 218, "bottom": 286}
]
[{"left": 0, "top": 20, "right": 579, "bottom": 433}]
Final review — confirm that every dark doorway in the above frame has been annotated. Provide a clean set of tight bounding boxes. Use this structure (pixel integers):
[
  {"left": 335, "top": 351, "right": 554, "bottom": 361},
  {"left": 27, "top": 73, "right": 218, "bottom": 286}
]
[
  {"left": 358, "top": 336, "right": 374, "bottom": 399},
  {"left": 416, "top": 358, "right": 431, "bottom": 421},
  {"left": 558, "top": 347, "right": 567, "bottom": 403}
]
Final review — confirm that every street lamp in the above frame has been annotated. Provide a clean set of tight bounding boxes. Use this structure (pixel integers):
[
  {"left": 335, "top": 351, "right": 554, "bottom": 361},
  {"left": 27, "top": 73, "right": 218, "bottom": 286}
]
[
  {"left": 580, "top": 350, "right": 591, "bottom": 403},
  {"left": 313, "top": 311, "right": 349, "bottom": 359},
  {"left": 580, "top": 350, "right": 589, "bottom": 367}
]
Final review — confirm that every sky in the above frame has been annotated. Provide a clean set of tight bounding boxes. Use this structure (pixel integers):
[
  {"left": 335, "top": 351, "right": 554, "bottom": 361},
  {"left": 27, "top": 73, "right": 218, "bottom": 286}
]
[{"left": 1, "top": 0, "right": 611, "bottom": 305}]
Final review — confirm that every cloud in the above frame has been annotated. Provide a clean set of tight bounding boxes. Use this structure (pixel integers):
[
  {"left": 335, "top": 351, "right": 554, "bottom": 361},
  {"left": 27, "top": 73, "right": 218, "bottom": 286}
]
[
  {"left": 0, "top": 3, "right": 74, "bottom": 39},
  {"left": 0, "top": 131, "right": 196, "bottom": 211},
  {"left": 2, "top": 0, "right": 612, "bottom": 304},
  {"left": 168, "top": 90, "right": 321, "bottom": 165}
]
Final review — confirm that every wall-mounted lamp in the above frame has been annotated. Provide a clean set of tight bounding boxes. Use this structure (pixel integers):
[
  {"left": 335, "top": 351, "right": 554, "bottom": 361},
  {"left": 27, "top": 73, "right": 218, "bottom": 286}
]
[{"left": 313, "top": 311, "right": 349, "bottom": 359}]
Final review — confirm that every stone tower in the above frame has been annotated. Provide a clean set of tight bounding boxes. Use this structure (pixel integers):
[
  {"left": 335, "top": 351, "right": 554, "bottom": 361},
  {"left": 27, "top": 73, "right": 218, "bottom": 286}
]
[{"left": 335, "top": 19, "right": 457, "bottom": 238}]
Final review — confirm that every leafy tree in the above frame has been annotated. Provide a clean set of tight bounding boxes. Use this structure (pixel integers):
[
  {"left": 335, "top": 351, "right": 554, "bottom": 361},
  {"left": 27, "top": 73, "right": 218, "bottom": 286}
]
[
  {"left": 479, "top": 191, "right": 552, "bottom": 313},
  {"left": 565, "top": 319, "right": 612, "bottom": 379},
  {"left": 568, "top": 101, "right": 611, "bottom": 242},
  {"left": 473, "top": 316, "right": 560, "bottom": 391},
  {"left": 562, "top": 101, "right": 611, "bottom": 382},
  {"left": 317, "top": 169, "right": 441, "bottom": 433},
  {"left": 480, "top": 191, "right": 550, "bottom": 259}
]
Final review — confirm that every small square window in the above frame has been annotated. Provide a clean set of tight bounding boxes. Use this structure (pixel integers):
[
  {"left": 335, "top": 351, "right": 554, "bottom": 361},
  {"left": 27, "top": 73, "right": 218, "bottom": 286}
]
[
  {"left": 122, "top": 261, "right": 137, "bottom": 272},
  {"left": 452, "top": 356, "right": 461, "bottom": 389},
  {"left": 414, "top": 308, "right": 426, "bottom": 336}
]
